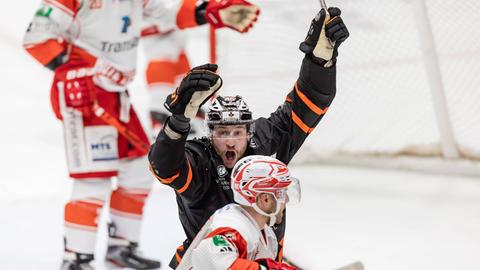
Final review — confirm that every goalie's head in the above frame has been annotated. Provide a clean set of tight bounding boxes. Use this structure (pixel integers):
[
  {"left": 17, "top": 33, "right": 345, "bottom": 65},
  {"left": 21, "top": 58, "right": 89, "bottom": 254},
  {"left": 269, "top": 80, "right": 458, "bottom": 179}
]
[
  {"left": 206, "top": 95, "right": 254, "bottom": 169},
  {"left": 231, "top": 155, "right": 301, "bottom": 226}
]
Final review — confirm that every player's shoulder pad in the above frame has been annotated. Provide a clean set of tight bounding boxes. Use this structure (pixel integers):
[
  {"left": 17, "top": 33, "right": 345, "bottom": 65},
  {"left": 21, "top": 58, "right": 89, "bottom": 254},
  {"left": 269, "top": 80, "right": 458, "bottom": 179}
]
[{"left": 211, "top": 204, "right": 261, "bottom": 253}]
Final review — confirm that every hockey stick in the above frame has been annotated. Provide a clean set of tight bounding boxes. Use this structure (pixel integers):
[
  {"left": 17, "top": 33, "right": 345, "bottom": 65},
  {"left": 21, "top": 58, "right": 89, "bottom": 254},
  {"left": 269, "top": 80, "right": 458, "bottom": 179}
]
[
  {"left": 284, "top": 256, "right": 363, "bottom": 270},
  {"left": 92, "top": 103, "right": 150, "bottom": 155},
  {"left": 335, "top": 261, "right": 364, "bottom": 270}
]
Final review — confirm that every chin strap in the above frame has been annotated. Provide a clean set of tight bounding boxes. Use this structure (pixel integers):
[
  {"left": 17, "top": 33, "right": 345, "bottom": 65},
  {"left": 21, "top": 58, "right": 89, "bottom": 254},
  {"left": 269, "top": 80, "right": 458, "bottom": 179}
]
[{"left": 252, "top": 200, "right": 282, "bottom": 227}]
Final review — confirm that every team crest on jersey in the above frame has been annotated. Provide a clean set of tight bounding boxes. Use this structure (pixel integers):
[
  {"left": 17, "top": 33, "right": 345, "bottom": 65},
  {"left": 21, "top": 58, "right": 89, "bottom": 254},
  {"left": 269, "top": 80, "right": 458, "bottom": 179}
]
[
  {"left": 217, "top": 165, "right": 228, "bottom": 177},
  {"left": 89, "top": 0, "right": 102, "bottom": 9}
]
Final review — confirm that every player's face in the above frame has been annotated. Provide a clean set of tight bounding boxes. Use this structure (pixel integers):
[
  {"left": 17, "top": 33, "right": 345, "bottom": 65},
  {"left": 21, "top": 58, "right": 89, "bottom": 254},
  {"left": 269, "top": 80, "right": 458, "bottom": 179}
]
[{"left": 211, "top": 125, "right": 249, "bottom": 169}]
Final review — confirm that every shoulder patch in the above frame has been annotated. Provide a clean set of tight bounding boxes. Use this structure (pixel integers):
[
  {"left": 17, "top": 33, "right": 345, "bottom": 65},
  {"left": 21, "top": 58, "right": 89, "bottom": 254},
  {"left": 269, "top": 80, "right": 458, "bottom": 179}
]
[{"left": 212, "top": 235, "right": 230, "bottom": 247}]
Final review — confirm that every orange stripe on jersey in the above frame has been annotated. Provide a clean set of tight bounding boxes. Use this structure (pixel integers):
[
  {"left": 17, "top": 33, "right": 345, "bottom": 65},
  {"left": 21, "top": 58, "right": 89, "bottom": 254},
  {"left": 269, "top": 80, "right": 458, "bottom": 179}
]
[
  {"left": 25, "top": 39, "right": 65, "bottom": 66},
  {"left": 65, "top": 200, "right": 104, "bottom": 228},
  {"left": 149, "top": 162, "right": 181, "bottom": 184},
  {"left": 176, "top": 0, "right": 198, "bottom": 29},
  {"left": 44, "top": 0, "right": 77, "bottom": 17},
  {"left": 229, "top": 258, "right": 260, "bottom": 270},
  {"left": 177, "top": 160, "right": 193, "bottom": 194},
  {"left": 277, "top": 238, "right": 284, "bottom": 262},
  {"left": 292, "top": 111, "right": 313, "bottom": 134},
  {"left": 146, "top": 60, "right": 178, "bottom": 85},
  {"left": 294, "top": 82, "right": 328, "bottom": 116},
  {"left": 110, "top": 187, "right": 148, "bottom": 216}
]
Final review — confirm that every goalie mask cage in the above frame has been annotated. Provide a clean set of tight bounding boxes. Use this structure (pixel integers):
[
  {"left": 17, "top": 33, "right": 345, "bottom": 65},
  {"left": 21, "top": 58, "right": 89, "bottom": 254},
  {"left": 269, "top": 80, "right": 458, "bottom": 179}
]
[{"left": 210, "top": 0, "right": 480, "bottom": 176}]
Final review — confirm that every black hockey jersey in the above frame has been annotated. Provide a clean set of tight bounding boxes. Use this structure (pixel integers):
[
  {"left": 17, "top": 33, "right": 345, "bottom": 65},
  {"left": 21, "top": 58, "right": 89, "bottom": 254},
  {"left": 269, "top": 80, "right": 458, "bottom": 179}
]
[{"left": 148, "top": 56, "right": 336, "bottom": 268}]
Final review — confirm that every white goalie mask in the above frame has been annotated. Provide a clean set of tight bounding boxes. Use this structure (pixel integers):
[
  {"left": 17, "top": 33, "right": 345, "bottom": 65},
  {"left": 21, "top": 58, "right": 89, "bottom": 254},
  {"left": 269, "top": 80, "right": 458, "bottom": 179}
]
[{"left": 231, "top": 155, "right": 301, "bottom": 226}]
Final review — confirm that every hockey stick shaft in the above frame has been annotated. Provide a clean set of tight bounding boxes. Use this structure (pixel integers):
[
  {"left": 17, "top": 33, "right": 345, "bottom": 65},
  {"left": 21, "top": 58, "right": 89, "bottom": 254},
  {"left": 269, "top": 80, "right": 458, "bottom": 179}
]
[{"left": 93, "top": 103, "right": 150, "bottom": 155}]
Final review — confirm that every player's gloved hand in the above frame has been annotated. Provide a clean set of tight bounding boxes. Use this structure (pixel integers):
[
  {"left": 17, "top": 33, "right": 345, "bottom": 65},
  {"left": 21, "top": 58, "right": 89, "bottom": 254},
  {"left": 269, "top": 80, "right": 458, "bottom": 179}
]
[
  {"left": 300, "top": 7, "right": 349, "bottom": 67},
  {"left": 55, "top": 62, "right": 97, "bottom": 117},
  {"left": 205, "top": 0, "right": 259, "bottom": 33},
  {"left": 164, "top": 63, "right": 222, "bottom": 133},
  {"left": 165, "top": 63, "right": 222, "bottom": 118},
  {"left": 256, "top": 258, "right": 298, "bottom": 270}
]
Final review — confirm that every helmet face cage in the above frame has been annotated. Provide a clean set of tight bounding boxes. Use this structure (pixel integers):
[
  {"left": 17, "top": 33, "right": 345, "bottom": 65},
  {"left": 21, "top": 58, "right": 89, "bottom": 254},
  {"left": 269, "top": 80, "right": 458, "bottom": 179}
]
[
  {"left": 231, "top": 155, "right": 299, "bottom": 208},
  {"left": 205, "top": 95, "right": 254, "bottom": 136}
]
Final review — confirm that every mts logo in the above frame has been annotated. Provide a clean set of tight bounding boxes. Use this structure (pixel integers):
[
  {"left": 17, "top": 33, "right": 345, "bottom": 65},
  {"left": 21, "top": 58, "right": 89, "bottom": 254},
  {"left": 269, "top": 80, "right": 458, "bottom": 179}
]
[{"left": 91, "top": 143, "right": 111, "bottom": 151}]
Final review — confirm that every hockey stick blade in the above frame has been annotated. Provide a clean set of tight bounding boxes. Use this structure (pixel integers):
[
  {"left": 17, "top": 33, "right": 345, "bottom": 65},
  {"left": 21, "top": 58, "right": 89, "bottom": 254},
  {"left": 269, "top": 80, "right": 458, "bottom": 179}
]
[{"left": 334, "top": 261, "right": 364, "bottom": 270}]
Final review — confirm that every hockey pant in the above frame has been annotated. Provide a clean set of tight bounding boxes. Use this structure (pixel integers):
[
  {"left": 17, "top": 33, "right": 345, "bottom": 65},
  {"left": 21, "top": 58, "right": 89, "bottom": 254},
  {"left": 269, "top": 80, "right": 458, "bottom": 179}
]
[{"left": 51, "top": 79, "right": 154, "bottom": 254}]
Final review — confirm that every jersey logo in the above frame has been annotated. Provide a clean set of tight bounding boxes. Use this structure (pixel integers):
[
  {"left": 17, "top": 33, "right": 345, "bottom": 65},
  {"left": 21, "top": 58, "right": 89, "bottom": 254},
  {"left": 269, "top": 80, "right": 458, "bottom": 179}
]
[
  {"left": 212, "top": 235, "right": 230, "bottom": 247},
  {"left": 35, "top": 5, "right": 53, "bottom": 18},
  {"left": 121, "top": 16, "right": 132, "bottom": 33}
]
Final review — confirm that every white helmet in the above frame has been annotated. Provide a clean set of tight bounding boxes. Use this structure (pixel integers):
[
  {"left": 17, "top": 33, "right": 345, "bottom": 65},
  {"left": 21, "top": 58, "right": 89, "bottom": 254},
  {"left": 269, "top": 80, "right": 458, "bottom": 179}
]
[
  {"left": 205, "top": 95, "right": 254, "bottom": 134},
  {"left": 231, "top": 155, "right": 301, "bottom": 226}
]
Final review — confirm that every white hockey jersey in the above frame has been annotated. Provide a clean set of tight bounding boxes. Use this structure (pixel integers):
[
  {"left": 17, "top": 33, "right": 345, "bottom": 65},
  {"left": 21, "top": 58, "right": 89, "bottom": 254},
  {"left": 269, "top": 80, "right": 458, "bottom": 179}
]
[
  {"left": 24, "top": 0, "right": 198, "bottom": 91},
  {"left": 177, "top": 203, "right": 278, "bottom": 270}
]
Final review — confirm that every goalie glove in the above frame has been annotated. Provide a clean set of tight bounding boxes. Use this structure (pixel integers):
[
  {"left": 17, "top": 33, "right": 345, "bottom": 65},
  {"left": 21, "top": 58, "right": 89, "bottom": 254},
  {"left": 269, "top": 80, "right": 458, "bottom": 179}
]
[
  {"left": 165, "top": 63, "right": 222, "bottom": 120},
  {"left": 300, "top": 7, "right": 349, "bottom": 67},
  {"left": 205, "top": 0, "right": 260, "bottom": 33}
]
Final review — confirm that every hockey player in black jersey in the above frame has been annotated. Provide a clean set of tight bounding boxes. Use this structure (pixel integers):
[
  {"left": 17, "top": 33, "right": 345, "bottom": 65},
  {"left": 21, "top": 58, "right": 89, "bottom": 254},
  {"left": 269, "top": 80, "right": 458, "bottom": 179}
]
[{"left": 148, "top": 7, "right": 349, "bottom": 269}]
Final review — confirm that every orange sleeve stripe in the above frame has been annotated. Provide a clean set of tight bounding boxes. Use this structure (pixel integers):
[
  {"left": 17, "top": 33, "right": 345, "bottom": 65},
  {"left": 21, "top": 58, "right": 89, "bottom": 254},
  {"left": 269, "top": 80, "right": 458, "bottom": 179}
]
[
  {"left": 177, "top": 160, "right": 193, "bottom": 194},
  {"left": 176, "top": 0, "right": 198, "bottom": 29},
  {"left": 25, "top": 39, "right": 65, "bottom": 66},
  {"left": 229, "top": 259, "right": 260, "bottom": 270},
  {"left": 149, "top": 162, "right": 181, "bottom": 184},
  {"left": 277, "top": 238, "right": 284, "bottom": 262},
  {"left": 294, "top": 82, "right": 328, "bottom": 116},
  {"left": 292, "top": 111, "right": 313, "bottom": 134}
]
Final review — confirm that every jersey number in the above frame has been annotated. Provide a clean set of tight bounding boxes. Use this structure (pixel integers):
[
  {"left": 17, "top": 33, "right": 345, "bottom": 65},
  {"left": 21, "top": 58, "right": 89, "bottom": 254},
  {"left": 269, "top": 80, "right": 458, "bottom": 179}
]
[{"left": 121, "top": 16, "right": 131, "bottom": 33}]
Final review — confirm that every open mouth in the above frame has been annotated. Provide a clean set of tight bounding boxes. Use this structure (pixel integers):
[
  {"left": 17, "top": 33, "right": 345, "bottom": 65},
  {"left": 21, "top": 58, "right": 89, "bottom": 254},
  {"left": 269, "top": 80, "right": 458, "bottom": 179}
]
[{"left": 225, "top": 151, "right": 236, "bottom": 161}]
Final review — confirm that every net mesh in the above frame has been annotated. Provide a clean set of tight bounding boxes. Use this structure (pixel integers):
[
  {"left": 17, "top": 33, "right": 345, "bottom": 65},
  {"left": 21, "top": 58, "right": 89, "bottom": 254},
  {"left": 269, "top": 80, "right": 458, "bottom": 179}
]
[{"left": 214, "top": 0, "right": 480, "bottom": 161}]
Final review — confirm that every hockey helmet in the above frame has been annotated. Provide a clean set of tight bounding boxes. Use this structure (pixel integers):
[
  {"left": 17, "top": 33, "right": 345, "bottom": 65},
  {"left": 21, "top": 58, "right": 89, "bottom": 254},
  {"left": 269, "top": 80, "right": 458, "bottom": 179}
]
[
  {"left": 231, "top": 155, "right": 301, "bottom": 226},
  {"left": 205, "top": 95, "right": 254, "bottom": 134}
]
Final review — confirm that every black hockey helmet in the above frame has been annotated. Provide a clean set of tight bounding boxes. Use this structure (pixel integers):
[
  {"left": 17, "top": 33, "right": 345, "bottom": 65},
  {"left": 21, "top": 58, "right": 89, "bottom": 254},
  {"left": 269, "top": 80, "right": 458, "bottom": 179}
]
[{"left": 205, "top": 95, "right": 254, "bottom": 134}]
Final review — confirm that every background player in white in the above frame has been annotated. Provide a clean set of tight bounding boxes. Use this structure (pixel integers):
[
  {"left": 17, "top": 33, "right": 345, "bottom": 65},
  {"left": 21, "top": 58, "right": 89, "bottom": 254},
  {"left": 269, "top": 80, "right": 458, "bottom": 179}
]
[
  {"left": 177, "top": 155, "right": 301, "bottom": 270},
  {"left": 22, "top": 0, "right": 259, "bottom": 269},
  {"left": 141, "top": 27, "right": 207, "bottom": 138}
]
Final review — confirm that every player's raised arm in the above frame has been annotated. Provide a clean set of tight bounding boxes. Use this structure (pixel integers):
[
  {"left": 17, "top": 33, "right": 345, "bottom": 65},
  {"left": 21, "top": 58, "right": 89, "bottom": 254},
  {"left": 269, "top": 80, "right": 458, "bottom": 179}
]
[
  {"left": 253, "top": 7, "right": 349, "bottom": 164},
  {"left": 148, "top": 64, "right": 222, "bottom": 196},
  {"left": 144, "top": 0, "right": 259, "bottom": 33}
]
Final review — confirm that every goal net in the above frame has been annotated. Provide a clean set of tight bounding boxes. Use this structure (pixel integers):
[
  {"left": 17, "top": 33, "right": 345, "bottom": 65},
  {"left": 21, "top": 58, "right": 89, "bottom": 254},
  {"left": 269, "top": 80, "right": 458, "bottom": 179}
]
[{"left": 210, "top": 0, "right": 480, "bottom": 175}]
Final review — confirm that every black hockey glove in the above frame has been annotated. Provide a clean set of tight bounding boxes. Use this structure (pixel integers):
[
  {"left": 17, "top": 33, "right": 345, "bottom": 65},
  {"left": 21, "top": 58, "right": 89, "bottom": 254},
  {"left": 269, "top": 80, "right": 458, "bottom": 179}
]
[
  {"left": 164, "top": 64, "right": 222, "bottom": 133},
  {"left": 300, "top": 7, "right": 349, "bottom": 67}
]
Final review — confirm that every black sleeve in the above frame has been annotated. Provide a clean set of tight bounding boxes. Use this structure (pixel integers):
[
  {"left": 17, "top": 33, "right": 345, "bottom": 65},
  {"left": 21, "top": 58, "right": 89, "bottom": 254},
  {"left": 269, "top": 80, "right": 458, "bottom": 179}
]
[
  {"left": 148, "top": 122, "right": 208, "bottom": 201},
  {"left": 252, "top": 56, "right": 336, "bottom": 164}
]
